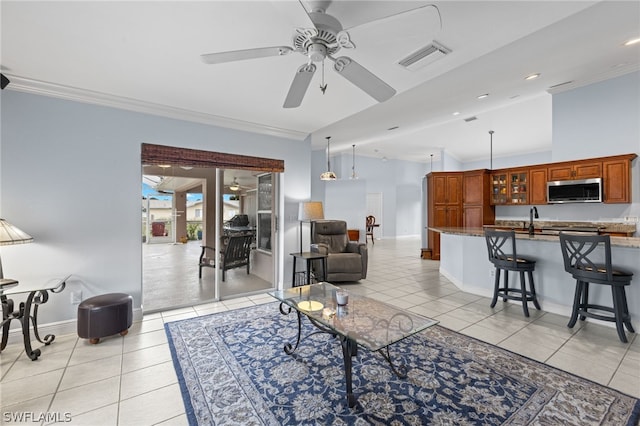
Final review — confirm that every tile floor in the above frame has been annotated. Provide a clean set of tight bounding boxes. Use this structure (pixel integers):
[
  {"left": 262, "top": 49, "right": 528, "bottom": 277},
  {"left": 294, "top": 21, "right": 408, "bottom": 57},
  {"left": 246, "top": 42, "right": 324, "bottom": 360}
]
[{"left": 1, "top": 238, "right": 638, "bottom": 425}]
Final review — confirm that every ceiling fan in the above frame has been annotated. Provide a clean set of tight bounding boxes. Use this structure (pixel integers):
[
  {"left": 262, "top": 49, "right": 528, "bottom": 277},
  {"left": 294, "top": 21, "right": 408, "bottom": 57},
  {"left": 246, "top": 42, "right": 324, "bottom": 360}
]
[
  {"left": 229, "top": 177, "right": 241, "bottom": 192},
  {"left": 201, "top": 1, "right": 434, "bottom": 108}
]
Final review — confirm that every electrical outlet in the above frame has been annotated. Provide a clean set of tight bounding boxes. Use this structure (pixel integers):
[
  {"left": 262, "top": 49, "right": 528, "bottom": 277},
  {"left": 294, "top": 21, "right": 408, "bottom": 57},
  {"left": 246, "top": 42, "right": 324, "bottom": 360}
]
[
  {"left": 624, "top": 216, "right": 638, "bottom": 223},
  {"left": 489, "top": 268, "right": 495, "bottom": 278},
  {"left": 70, "top": 290, "right": 83, "bottom": 305}
]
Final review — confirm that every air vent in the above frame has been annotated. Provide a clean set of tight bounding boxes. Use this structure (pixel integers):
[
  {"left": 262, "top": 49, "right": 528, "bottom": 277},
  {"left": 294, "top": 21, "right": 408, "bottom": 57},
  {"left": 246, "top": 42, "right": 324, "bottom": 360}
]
[
  {"left": 464, "top": 116, "right": 477, "bottom": 122},
  {"left": 398, "top": 40, "right": 451, "bottom": 71}
]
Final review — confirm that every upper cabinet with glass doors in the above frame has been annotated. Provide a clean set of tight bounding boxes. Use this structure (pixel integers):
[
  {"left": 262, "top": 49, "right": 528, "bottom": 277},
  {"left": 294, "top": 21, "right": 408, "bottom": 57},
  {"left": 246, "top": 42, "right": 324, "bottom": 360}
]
[{"left": 491, "top": 169, "right": 529, "bottom": 205}]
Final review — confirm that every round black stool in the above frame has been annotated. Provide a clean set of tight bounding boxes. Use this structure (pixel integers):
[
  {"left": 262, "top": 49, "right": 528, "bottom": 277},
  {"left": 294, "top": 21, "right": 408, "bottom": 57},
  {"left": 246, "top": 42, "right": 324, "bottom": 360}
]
[
  {"left": 484, "top": 229, "right": 541, "bottom": 317},
  {"left": 559, "top": 233, "right": 634, "bottom": 343}
]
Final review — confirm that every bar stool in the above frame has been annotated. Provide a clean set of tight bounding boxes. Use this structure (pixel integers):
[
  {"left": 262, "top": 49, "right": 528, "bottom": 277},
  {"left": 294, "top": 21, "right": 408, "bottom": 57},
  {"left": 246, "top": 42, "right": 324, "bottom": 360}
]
[
  {"left": 484, "top": 229, "right": 541, "bottom": 317},
  {"left": 559, "top": 232, "right": 634, "bottom": 343}
]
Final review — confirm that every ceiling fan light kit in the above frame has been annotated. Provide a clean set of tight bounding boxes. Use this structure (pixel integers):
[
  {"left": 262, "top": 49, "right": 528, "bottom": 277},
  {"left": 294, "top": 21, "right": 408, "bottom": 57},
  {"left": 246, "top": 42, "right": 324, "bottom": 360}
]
[{"left": 229, "top": 177, "right": 241, "bottom": 191}]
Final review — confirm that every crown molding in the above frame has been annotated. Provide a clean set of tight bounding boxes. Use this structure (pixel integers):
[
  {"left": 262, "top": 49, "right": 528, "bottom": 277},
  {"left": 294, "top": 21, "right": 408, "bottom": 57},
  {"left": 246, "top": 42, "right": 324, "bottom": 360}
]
[{"left": 3, "top": 75, "right": 308, "bottom": 141}]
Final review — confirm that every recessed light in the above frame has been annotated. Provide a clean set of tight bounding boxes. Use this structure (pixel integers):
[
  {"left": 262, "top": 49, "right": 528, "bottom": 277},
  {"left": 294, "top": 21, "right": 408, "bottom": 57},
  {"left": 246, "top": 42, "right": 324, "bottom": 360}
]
[
  {"left": 624, "top": 37, "right": 640, "bottom": 46},
  {"left": 452, "top": 111, "right": 460, "bottom": 116},
  {"left": 477, "top": 93, "right": 489, "bottom": 99},
  {"left": 158, "top": 164, "right": 171, "bottom": 169},
  {"left": 525, "top": 73, "right": 540, "bottom": 80}
]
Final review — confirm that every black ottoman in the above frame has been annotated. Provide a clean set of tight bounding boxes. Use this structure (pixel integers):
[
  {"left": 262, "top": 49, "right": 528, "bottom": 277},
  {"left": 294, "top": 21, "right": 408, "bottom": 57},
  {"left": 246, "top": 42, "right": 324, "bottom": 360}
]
[{"left": 77, "top": 293, "right": 133, "bottom": 344}]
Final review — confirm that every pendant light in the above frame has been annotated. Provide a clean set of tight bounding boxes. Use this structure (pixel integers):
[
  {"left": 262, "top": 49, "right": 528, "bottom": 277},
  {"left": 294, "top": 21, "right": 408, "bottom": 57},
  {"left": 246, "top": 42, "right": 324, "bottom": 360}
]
[
  {"left": 488, "top": 130, "right": 494, "bottom": 170},
  {"left": 350, "top": 144, "right": 358, "bottom": 179},
  {"left": 320, "top": 136, "right": 337, "bottom": 181}
]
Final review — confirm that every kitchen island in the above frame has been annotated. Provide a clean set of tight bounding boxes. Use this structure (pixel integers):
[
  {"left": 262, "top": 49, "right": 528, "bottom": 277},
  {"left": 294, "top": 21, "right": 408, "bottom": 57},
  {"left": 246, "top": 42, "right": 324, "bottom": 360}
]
[{"left": 430, "top": 227, "right": 640, "bottom": 326}]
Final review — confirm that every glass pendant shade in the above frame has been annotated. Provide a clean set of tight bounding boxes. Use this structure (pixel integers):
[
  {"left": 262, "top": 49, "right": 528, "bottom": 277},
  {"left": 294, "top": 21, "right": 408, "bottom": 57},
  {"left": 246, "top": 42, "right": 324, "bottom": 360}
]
[{"left": 320, "top": 171, "right": 337, "bottom": 180}]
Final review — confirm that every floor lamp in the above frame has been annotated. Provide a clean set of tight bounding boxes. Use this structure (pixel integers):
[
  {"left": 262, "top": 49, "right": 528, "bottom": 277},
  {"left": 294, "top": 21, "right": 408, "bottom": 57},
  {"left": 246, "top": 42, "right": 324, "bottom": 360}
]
[
  {"left": 298, "top": 202, "right": 324, "bottom": 253},
  {"left": 0, "top": 218, "right": 33, "bottom": 281}
]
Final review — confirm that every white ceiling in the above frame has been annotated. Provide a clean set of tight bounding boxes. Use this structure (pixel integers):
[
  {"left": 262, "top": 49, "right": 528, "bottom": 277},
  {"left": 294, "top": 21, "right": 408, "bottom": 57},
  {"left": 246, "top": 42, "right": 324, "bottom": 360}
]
[{"left": 2, "top": 1, "right": 639, "bottom": 163}]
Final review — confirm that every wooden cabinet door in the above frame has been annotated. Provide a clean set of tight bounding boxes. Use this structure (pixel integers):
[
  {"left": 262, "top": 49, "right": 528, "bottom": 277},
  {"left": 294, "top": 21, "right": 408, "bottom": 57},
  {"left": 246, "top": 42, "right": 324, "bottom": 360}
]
[
  {"left": 549, "top": 161, "right": 602, "bottom": 181},
  {"left": 463, "top": 206, "right": 482, "bottom": 228},
  {"left": 574, "top": 161, "right": 602, "bottom": 179},
  {"left": 508, "top": 170, "right": 529, "bottom": 204},
  {"left": 463, "top": 172, "right": 484, "bottom": 205},
  {"left": 432, "top": 175, "right": 448, "bottom": 205},
  {"left": 548, "top": 165, "right": 574, "bottom": 181},
  {"left": 433, "top": 205, "right": 448, "bottom": 227},
  {"left": 446, "top": 205, "right": 461, "bottom": 227},
  {"left": 446, "top": 175, "right": 462, "bottom": 205},
  {"left": 491, "top": 172, "right": 508, "bottom": 205},
  {"left": 529, "top": 167, "right": 548, "bottom": 204},
  {"left": 603, "top": 159, "right": 630, "bottom": 203}
]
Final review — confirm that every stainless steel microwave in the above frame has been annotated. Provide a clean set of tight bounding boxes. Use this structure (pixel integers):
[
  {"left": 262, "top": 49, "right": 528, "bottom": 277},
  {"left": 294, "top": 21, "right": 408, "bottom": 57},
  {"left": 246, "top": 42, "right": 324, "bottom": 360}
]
[{"left": 547, "top": 178, "right": 602, "bottom": 203}]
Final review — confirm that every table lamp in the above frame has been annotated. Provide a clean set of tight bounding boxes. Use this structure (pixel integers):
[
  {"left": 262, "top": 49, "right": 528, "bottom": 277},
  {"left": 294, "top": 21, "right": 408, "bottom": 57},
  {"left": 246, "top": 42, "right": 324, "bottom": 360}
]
[
  {"left": 0, "top": 218, "right": 33, "bottom": 280},
  {"left": 298, "top": 201, "right": 324, "bottom": 253}
]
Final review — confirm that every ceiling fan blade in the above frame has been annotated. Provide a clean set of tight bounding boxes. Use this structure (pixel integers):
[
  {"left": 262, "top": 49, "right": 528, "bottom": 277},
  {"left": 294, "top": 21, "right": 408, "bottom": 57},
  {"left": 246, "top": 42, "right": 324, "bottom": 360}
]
[
  {"left": 296, "top": 0, "right": 326, "bottom": 29},
  {"left": 201, "top": 46, "right": 293, "bottom": 64},
  {"left": 332, "top": 56, "right": 396, "bottom": 102},
  {"left": 342, "top": 4, "right": 442, "bottom": 33},
  {"left": 283, "top": 63, "right": 317, "bottom": 108}
]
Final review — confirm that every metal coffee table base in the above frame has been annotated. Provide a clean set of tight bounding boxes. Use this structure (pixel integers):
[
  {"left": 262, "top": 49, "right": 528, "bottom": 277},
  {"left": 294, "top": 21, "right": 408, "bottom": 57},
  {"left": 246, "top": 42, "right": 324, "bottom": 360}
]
[{"left": 278, "top": 302, "right": 407, "bottom": 408}]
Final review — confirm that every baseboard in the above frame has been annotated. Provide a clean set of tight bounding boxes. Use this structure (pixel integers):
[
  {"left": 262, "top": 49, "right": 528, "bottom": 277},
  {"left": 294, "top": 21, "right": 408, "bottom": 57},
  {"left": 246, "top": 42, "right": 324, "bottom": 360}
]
[{"left": 3, "top": 307, "right": 144, "bottom": 347}]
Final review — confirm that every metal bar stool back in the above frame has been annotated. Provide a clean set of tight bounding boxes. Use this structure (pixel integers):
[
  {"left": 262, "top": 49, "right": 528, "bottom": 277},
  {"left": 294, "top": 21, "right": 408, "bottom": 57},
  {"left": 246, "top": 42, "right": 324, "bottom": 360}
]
[
  {"left": 559, "top": 232, "right": 634, "bottom": 343},
  {"left": 484, "top": 229, "right": 541, "bottom": 317}
]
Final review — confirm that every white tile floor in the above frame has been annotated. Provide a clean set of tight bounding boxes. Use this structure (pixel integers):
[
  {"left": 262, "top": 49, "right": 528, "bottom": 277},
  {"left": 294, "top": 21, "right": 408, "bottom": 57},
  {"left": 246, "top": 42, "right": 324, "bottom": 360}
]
[{"left": 1, "top": 238, "right": 638, "bottom": 425}]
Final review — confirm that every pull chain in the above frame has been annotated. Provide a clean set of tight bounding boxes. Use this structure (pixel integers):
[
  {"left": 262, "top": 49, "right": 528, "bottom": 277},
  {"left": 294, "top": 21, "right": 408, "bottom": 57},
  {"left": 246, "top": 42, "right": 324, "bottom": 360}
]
[{"left": 320, "top": 60, "right": 327, "bottom": 94}]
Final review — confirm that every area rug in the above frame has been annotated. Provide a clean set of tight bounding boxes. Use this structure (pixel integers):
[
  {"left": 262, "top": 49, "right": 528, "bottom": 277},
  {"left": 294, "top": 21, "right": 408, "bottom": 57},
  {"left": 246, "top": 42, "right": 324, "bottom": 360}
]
[{"left": 165, "top": 302, "right": 639, "bottom": 425}]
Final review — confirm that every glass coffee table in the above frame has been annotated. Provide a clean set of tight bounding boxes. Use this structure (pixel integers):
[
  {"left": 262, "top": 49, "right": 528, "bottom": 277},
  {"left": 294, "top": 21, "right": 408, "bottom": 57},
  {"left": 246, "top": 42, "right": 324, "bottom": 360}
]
[{"left": 269, "top": 282, "right": 438, "bottom": 408}]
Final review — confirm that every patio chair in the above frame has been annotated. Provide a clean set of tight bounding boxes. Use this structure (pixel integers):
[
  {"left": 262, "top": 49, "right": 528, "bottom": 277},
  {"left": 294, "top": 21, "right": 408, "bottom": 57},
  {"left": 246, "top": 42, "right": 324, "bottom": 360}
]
[{"left": 199, "top": 233, "right": 253, "bottom": 281}]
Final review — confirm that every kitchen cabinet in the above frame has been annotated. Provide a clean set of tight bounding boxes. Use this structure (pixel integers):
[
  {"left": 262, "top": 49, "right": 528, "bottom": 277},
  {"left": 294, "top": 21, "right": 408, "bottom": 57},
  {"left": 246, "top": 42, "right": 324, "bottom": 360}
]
[
  {"left": 529, "top": 167, "right": 548, "bottom": 205},
  {"left": 489, "top": 154, "right": 635, "bottom": 205},
  {"left": 427, "top": 172, "right": 462, "bottom": 260},
  {"left": 491, "top": 169, "right": 529, "bottom": 205},
  {"left": 548, "top": 161, "right": 601, "bottom": 181},
  {"left": 463, "top": 169, "right": 495, "bottom": 228},
  {"left": 603, "top": 157, "right": 632, "bottom": 203},
  {"left": 490, "top": 171, "right": 508, "bottom": 205}
]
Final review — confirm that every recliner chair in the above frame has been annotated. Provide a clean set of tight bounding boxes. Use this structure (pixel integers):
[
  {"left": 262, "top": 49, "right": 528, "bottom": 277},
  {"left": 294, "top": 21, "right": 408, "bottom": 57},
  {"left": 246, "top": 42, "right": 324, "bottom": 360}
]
[{"left": 310, "top": 220, "right": 368, "bottom": 282}]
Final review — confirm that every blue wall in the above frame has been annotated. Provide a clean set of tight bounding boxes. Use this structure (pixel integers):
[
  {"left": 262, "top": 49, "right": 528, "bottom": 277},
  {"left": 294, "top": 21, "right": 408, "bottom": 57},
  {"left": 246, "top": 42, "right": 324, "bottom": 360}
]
[
  {"left": 311, "top": 150, "right": 430, "bottom": 239},
  {"left": 498, "top": 71, "right": 640, "bottom": 222},
  {"left": 1, "top": 71, "right": 638, "bottom": 325},
  {"left": 0, "top": 90, "right": 310, "bottom": 323}
]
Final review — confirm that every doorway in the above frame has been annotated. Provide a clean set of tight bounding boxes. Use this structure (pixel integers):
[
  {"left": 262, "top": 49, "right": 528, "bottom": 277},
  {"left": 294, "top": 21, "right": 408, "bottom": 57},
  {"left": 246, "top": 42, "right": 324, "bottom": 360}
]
[{"left": 141, "top": 143, "right": 283, "bottom": 312}]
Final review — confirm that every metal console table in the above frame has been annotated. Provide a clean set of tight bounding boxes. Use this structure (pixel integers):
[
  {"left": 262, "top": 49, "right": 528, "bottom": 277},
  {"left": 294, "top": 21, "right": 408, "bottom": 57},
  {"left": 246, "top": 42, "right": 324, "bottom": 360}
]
[{"left": 1, "top": 275, "right": 70, "bottom": 360}]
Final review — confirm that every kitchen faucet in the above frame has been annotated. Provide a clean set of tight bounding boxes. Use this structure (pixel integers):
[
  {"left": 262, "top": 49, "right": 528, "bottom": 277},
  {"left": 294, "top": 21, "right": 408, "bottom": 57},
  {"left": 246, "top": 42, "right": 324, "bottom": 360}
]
[{"left": 528, "top": 206, "right": 539, "bottom": 235}]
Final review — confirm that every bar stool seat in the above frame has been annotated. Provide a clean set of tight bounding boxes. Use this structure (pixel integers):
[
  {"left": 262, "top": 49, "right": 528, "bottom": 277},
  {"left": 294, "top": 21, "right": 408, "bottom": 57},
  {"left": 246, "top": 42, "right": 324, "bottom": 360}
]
[
  {"left": 484, "top": 229, "right": 541, "bottom": 317},
  {"left": 559, "top": 232, "right": 634, "bottom": 343}
]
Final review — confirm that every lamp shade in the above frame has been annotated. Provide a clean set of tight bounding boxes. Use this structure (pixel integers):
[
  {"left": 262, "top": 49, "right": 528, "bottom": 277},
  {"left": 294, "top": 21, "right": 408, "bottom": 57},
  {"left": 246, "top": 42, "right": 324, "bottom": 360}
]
[
  {"left": 0, "top": 219, "right": 33, "bottom": 245},
  {"left": 298, "top": 202, "right": 324, "bottom": 221}
]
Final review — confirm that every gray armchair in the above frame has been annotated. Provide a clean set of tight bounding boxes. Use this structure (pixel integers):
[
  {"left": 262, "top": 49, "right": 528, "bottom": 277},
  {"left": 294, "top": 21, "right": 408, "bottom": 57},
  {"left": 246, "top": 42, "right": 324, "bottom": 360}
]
[{"left": 310, "top": 220, "right": 368, "bottom": 282}]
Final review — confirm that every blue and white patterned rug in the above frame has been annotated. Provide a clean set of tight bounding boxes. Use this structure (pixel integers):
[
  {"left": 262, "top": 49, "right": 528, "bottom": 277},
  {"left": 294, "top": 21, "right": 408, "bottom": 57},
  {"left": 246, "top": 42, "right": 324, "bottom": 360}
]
[{"left": 165, "top": 302, "right": 640, "bottom": 425}]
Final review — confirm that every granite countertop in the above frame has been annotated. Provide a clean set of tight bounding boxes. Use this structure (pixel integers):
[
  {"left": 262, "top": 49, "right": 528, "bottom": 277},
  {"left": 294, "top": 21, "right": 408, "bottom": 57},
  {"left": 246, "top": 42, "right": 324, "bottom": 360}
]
[
  {"left": 429, "top": 227, "right": 640, "bottom": 249},
  {"left": 492, "top": 220, "right": 636, "bottom": 235}
]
